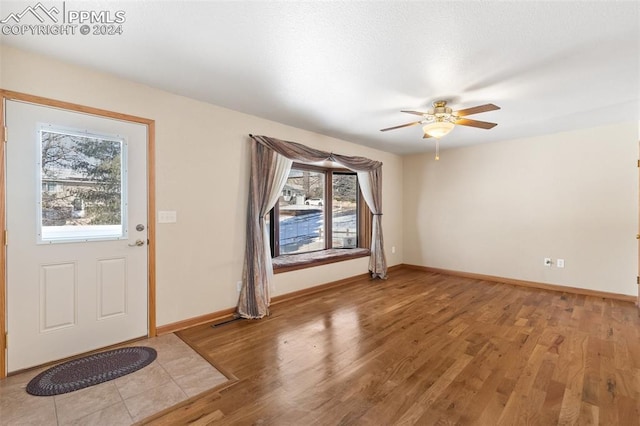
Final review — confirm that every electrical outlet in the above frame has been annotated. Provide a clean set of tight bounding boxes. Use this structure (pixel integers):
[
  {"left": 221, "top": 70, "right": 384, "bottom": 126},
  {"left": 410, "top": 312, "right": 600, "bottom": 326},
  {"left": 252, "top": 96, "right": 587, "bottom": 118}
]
[
  {"left": 236, "top": 281, "right": 242, "bottom": 292},
  {"left": 544, "top": 258, "right": 552, "bottom": 266},
  {"left": 392, "top": 246, "right": 396, "bottom": 254},
  {"left": 557, "top": 259, "right": 565, "bottom": 268}
]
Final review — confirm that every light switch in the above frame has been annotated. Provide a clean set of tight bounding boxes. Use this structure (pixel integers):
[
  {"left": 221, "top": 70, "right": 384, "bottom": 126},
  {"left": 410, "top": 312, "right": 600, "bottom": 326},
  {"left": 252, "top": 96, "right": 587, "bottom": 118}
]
[{"left": 158, "top": 210, "right": 177, "bottom": 223}]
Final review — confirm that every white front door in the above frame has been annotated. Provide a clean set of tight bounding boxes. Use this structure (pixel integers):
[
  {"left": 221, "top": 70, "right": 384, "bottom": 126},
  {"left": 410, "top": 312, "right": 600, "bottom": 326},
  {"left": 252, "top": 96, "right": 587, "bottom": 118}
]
[{"left": 6, "top": 100, "right": 148, "bottom": 373}]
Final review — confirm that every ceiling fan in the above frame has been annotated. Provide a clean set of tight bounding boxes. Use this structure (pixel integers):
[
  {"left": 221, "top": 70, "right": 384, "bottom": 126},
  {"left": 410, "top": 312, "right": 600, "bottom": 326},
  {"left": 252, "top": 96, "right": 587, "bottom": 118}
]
[
  {"left": 380, "top": 100, "right": 500, "bottom": 159},
  {"left": 380, "top": 100, "right": 500, "bottom": 138}
]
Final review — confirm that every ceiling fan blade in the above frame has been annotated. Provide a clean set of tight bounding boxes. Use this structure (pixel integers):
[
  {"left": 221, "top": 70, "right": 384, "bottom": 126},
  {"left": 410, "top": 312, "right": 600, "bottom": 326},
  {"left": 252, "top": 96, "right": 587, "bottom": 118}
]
[
  {"left": 455, "top": 118, "right": 498, "bottom": 129},
  {"left": 455, "top": 103, "right": 500, "bottom": 117},
  {"left": 401, "top": 110, "right": 429, "bottom": 116},
  {"left": 380, "top": 121, "right": 423, "bottom": 132}
]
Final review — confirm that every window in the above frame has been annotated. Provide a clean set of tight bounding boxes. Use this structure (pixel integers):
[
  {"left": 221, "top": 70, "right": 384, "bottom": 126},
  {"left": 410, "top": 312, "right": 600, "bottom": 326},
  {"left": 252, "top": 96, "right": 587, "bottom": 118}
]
[
  {"left": 269, "top": 163, "right": 369, "bottom": 258},
  {"left": 38, "top": 125, "right": 127, "bottom": 243},
  {"left": 277, "top": 168, "right": 325, "bottom": 254},
  {"left": 331, "top": 173, "right": 358, "bottom": 248}
]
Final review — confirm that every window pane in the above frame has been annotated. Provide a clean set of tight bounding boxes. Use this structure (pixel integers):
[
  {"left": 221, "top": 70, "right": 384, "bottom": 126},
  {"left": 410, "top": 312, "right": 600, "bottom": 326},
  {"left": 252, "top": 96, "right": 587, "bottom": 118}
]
[
  {"left": 278, "top": 169, "right": 325, "bottom": 254},
  {"left": 39, "top": 127, "right": 125, "bottom": 243},
  {"left": 332, "top": 174, "right": 358, "bottom": 248}
]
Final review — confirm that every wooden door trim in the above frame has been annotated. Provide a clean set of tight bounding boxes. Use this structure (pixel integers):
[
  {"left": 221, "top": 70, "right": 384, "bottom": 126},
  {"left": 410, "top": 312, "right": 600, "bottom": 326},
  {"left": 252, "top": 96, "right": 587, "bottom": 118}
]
[{"left": 0, "top": 89, "right": 156, "bottom": 378}]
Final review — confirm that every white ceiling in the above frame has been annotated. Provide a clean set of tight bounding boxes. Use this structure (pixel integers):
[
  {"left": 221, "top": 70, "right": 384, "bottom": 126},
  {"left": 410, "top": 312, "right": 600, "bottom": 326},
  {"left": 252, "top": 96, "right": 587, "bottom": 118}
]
[{"left": 1, "top": 1, "right": 638, "bottom": 155}]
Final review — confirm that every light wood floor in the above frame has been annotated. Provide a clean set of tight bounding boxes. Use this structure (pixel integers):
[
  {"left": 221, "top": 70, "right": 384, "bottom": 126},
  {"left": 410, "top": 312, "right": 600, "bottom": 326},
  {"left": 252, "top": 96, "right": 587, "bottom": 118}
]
[{"left": 142, "top": 269, "right": 640, "bottom": 425}]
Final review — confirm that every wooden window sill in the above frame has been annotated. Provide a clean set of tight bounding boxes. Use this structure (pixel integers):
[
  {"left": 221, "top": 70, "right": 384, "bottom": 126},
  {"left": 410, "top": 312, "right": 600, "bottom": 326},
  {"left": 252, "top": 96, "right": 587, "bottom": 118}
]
[{"left": 273, "top": 248, "right": 370, "bottom": 274}]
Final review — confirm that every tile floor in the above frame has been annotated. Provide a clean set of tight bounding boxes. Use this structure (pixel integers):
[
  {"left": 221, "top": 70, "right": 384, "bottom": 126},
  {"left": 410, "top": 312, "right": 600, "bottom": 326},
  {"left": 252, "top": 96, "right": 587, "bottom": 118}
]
[{"left": 0, "top": 333, "right": 230, "bottom": 425}]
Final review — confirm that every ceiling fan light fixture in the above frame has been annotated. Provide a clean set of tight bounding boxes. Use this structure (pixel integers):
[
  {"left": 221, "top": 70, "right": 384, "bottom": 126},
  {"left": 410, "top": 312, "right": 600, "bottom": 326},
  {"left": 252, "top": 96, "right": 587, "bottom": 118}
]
[{"left": 422, "top": 121, "right": 455, "bottom": 138}]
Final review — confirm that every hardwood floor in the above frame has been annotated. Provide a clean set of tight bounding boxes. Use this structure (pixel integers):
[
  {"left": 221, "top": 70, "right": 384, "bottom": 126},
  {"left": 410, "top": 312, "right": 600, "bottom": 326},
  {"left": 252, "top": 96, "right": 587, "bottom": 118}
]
[{"left": 142, "top": 269, "right": 640, "bottom": 425}]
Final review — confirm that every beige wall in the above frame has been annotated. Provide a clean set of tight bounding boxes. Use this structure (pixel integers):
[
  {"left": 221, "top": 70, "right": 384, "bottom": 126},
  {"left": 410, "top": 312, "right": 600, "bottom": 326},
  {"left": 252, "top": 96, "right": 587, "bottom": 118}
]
[
  {"left": 3, "top": 43, "right": 635, "bottom": 327},
  {"left": 403, "top": 122, "right": 639, "bottom": 296},
  {"left": 0, "top": 46, "right": 404, "bottom": 326}
]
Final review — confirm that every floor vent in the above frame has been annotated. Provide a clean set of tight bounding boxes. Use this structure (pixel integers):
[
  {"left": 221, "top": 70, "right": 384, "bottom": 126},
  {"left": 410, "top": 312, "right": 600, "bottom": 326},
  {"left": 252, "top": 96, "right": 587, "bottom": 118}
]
[{"left": 211, "top": 314, "right": 242, "bottom": 328}]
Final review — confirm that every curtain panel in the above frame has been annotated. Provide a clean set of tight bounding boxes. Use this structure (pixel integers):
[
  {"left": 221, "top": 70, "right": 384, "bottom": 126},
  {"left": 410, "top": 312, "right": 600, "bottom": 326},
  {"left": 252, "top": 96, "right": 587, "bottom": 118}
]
[
  {"left": 356, "top": 167, "right": 386, "bottom": 279},
  {"left": 237, "top": 135, "right": 387, "bottom": 319},
  {"left": 237, "top": 140, "right": 292, "bottom": 319}
]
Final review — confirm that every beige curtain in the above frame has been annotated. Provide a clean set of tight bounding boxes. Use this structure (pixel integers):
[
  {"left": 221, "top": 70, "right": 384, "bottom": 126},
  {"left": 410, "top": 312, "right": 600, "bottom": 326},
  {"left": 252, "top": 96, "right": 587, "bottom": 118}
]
[
  {"left": 357, "top": 167, "right": 387, "bottom": 279},
  {"left": 237, "top": 135, "right": 387, "bottom": 318},
  {"left": 237, "top": 139, "right": 292, "bottom": 319}
]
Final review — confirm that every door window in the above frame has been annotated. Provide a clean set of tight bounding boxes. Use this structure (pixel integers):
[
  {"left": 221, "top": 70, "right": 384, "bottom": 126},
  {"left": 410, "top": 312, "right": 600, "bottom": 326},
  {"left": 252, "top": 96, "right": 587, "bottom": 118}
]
[{"left": 37, "top": 125, "right": 127, "bottom": 243}]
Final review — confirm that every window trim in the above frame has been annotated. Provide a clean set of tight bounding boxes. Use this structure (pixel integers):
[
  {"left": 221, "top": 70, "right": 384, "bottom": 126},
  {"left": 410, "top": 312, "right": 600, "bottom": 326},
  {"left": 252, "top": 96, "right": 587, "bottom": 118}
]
[{"left": 270, "top": 163, "right": 371, "bottom": 270}]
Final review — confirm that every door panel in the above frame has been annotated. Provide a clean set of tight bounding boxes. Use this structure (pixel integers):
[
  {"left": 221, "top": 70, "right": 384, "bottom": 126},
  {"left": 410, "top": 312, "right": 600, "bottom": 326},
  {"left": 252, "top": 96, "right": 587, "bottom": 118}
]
[
  {"left": 40, "top": 262, "right": 77, "bottom": 331},
  {"left": 97, "top": 257, "right": 127, "bottom": 319},
  {"left": 6, "top": 100, "right": 148, "bottom": 372}
]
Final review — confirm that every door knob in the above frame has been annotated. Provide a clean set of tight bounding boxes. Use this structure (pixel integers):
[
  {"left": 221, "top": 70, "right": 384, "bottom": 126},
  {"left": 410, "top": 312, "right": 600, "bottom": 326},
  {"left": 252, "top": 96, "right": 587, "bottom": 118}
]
[{"left": 128, "top": 239, "right": 145, "bottom": 247}]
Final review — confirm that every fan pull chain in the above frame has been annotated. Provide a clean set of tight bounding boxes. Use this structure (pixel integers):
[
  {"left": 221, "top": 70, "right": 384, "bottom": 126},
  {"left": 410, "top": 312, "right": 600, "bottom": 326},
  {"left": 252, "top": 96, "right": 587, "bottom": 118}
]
[{"left": 435, "top": 139, "right": 440, "bottom": 161}]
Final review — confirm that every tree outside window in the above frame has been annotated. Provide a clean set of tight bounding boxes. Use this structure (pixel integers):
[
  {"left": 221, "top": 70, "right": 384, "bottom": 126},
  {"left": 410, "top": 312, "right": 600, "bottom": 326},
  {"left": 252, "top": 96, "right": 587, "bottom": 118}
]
[{"left": 39, "top": 127, "right": 125, "bottom": 242}]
